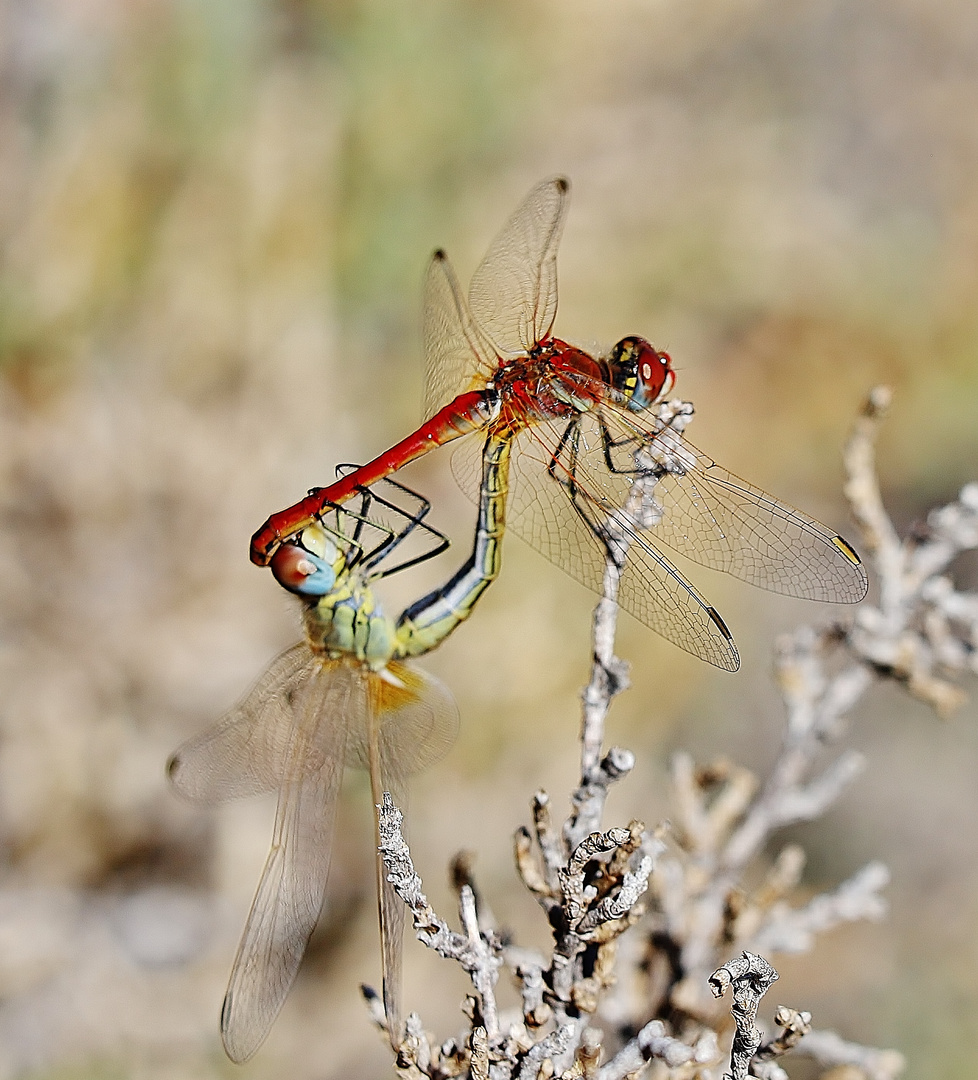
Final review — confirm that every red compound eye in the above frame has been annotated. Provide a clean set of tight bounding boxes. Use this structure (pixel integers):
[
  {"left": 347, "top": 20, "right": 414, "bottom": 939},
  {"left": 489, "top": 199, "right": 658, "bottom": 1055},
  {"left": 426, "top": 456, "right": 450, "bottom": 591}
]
[
  {"left": 657, "top": 351, "right": 676, "bottom": 395},
  {"left": 637, "top": 344, "right": 670, "bottom": 399}
]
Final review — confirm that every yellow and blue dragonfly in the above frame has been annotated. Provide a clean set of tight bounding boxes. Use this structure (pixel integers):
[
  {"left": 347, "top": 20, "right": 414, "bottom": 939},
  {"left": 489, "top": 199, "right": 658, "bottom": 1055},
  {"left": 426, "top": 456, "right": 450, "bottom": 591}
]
[{"left": 168, "top": 437, "right": 510, "bottom": 1062}]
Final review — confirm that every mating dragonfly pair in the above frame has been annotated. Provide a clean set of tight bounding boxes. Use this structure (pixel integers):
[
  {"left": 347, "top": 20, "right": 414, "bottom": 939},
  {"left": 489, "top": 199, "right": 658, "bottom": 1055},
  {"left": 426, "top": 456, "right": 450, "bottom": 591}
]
[{"left": 170, "top": 178, "right": 868, "bottom": 1061}]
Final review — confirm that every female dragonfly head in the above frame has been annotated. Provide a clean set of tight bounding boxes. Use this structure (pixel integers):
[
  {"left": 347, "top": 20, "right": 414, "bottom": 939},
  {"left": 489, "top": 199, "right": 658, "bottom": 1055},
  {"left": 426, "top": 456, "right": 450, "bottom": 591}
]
[
  {"left": 606, "top": 336, "right": 675, "bottom": 413},
  {"left": 270, "top": 525, "right": 347, "bottom": 596}
]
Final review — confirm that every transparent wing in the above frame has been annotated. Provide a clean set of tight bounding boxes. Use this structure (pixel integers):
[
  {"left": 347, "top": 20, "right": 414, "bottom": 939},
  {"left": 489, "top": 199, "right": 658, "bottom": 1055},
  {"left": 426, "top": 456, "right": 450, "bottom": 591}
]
[
  {"left": 451, "top": 430, "right": 741, "bottom": 671},
  {"left": 377, "top": 833, "right": 405, "bottom": 1046},
  {"left": 467, "top": 176, "right": 569, "bottom": 356},
  {"left": 452, "top": 392, "right": 866, "bottom": 669},
  {"left": 168, "top": 643, "right": 316, "bottom": 802},
  {"left": 591, "top": 407, "right": 869, "bottom": 603},
  {"left": 361, "top": 662, "right": 458, "bottom": 1043},
  {"left": 219, "top": 661, "right": 366, "bottom": 1063},
  {"left": 345, "top": 661, "right": 459, "bottom": 776},
  {"left": 422, "top": 251, "right": 499, "bottom": 420}
]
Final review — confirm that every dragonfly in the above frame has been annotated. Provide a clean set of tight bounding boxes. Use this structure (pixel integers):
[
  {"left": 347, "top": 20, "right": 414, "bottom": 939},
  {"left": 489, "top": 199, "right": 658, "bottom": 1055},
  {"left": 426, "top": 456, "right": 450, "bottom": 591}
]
[
  {"left": 169, "top": 437, "right": 510, "bottom": 1062},
  {"left": 250, "top": 177, "right": 868, "bottom": 671}
]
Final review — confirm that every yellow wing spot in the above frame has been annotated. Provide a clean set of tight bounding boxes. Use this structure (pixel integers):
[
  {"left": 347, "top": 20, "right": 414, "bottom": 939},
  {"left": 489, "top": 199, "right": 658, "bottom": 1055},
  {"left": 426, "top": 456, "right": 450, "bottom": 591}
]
[{"left": 831, "top": 535, "right": 862, "bottom": 566}]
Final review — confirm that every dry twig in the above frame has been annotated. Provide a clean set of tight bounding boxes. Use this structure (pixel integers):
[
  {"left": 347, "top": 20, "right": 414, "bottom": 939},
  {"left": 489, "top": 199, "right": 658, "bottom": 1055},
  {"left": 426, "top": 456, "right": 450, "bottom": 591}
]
[{"left": 368, "top": 388, "right": 978, "bottom": 1078}]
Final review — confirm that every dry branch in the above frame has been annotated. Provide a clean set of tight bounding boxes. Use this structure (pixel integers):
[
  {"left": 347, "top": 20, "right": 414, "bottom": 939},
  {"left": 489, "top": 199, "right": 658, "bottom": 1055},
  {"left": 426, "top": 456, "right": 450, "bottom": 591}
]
[{"left": 366, "top": 388, "right": 978, "bottom": 1078}]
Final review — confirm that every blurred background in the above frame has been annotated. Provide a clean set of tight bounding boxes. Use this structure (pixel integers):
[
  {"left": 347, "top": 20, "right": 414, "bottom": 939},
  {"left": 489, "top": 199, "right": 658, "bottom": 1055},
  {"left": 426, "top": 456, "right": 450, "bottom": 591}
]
[{"left": 0, "top": 0, "right": 976, "bottom": 1076}]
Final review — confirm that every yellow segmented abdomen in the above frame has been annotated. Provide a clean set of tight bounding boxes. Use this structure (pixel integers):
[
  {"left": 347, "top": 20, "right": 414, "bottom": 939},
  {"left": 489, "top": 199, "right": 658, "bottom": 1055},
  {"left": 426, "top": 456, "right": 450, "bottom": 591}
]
[{"left": 394, "top": 434, "right": 511, "bottom": 657}]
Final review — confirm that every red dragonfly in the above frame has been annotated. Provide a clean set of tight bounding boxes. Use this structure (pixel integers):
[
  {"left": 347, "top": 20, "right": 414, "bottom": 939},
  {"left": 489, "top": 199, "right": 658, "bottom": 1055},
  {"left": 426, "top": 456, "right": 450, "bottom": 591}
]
[{"left": 251, "top": 178, "right": 867, "bottom": 671}]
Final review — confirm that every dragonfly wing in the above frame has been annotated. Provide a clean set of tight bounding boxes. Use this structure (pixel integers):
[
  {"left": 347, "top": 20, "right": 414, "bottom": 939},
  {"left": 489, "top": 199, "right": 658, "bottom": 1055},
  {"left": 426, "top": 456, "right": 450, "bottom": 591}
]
[
  {"left": 468, "top": 177, "right": 569, "bottom": 355},
  {"left": 451, "top": 429, "right": 741, "bottom": 671},
  {"left": 596, "top": 409, "right": 869, "bottom": 603},
  {"left": 358, "top": 663, "right": 457, "bottom": 1043},
  {"left": 220, "top": 660, "right": 364, "bottom": 1063},
  {"left": 346, "top": 662, "right": 459, "bottom": 776},
  {"left": 378, "top": 846, "right": 405, "bottom": 1046},
  {"left": 422, "top": 250, "right": 499, "bottom": 420},
  {"left": 372, "top": 720, "right": 408, "bottom": 1049},
  {"left": 168, "top": 643, "right": 316, "bottom": 802}
]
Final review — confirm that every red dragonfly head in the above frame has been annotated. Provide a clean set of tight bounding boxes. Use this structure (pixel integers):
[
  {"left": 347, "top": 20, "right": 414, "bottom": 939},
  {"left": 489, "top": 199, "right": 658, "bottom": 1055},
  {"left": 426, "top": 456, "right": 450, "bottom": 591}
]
[{"left": 606, "top": 337, "right": 675, "bottom": 412}]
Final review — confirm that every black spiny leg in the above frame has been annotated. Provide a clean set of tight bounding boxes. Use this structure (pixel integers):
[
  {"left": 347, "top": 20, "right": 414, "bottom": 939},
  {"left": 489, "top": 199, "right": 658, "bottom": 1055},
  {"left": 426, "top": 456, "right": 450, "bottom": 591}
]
[
  {"left": 335, "top": 466, "right": 451, "bottom": 579},
  {"left": 545, "top": 418, "right": 624, "bottom": 565}
]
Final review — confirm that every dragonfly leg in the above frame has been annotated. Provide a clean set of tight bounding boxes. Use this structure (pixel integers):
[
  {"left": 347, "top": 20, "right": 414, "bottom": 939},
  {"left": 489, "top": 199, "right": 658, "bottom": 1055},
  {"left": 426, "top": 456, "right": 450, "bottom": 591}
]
[
  {"left": 308, "top": 478, "right": 451, "bottom": 581},
  {"left": 544, "top": 421, "right": 628, "bottom": 566},
  {"left": 599, "top": 415, "right": 644, "bottom": 477},
  {"left": 597, "top": 413, "right": 669, "bottom": 479},
  {"left": 354, "top": 480, "right": 449, "bottom": 579},
  {"left": 597, "top": 411, "right": 693, "bottom": 483},
  {"left": 547, "top": 418, "right": 589, "bottom": 503},
  {"left": 370, "top": 516, "right": 450, "bottom": 581},
  {"left": 346, "top": 485, "right": 370, "bottom": 553}
]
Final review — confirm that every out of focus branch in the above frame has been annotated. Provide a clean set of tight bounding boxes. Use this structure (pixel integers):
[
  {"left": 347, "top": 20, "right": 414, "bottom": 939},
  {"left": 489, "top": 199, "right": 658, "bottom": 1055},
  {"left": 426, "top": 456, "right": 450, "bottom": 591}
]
[
  {"left": 796, "top": 1029, "right": 906, "bottom": 1080},
  {"left": 843, "top": 385, "right": 978, "bottom": 715}
]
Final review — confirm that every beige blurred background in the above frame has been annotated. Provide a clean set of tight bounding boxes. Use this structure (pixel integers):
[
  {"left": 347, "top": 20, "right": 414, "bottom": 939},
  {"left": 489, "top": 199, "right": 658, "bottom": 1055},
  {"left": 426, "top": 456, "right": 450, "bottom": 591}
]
[{"left": 0, "top": 0, "right": 976, "bottom": 1076}]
